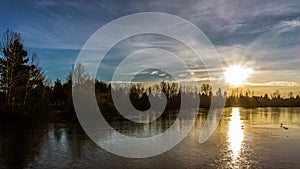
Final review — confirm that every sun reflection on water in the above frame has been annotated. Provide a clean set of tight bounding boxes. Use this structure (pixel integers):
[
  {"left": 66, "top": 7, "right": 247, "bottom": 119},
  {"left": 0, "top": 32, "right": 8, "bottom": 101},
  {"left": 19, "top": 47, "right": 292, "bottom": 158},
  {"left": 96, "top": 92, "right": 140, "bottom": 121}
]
[{"left": 228, "top": 108, "right": 244, "bottom": 160}]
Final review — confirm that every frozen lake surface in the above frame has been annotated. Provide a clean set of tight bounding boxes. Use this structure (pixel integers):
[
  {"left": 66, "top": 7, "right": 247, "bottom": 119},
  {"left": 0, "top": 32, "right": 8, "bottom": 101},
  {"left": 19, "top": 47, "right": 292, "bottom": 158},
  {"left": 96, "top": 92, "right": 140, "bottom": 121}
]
[{"left": 1, "top": 107, "right": 300, "bottom": 169}]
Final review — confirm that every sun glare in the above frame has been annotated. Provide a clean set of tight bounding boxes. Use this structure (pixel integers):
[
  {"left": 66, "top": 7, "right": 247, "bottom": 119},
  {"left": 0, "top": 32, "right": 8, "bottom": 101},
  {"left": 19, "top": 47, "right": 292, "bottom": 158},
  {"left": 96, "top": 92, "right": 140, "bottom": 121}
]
[
  {"left": 228, "top": 108, "right": 244, "bottom": 160},
  {"left": 224, "top": 65, "right": 253, "bottom": 86}
]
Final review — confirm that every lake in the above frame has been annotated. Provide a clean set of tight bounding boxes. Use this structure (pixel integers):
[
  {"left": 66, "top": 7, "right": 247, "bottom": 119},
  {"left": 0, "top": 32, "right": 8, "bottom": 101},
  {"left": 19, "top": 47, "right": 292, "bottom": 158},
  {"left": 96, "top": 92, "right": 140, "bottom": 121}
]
[{"left": 1, "top": 107, "right": 300, "bottom": 169}]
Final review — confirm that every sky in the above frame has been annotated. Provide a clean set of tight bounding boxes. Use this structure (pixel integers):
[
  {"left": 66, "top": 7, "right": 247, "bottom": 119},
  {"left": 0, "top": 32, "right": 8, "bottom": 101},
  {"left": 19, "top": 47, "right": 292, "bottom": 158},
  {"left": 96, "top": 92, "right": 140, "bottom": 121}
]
[{"left": 1, "top": 0, "right": 300, "bottom": 96}]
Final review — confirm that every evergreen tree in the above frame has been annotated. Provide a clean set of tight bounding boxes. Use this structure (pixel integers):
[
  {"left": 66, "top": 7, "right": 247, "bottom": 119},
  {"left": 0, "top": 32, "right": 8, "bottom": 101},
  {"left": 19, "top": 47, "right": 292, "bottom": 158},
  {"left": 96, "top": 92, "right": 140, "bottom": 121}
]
[{"left": 0, "top": 29, "right": 45, "bottom": 115}]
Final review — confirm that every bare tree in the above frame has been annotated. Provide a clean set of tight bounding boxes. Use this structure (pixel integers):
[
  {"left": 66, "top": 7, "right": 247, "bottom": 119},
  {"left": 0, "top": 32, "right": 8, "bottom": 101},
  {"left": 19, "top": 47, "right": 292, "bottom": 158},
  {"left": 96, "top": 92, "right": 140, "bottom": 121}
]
[{"left": 72, "top": 62, "right": 89, "bottom": 86}]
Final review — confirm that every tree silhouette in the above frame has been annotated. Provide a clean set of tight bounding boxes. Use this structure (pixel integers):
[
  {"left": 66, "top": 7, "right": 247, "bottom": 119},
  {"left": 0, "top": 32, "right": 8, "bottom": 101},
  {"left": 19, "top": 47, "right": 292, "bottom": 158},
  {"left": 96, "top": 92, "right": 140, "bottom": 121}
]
[
  {"left": 0, "top": 29, "right": 45, "bottom": 116},
  {"left": 200, "top": 83, "right": 211, "bottom": 96},
  {"left": 0, "top": 29, "right": 28, "bottom": 113}
]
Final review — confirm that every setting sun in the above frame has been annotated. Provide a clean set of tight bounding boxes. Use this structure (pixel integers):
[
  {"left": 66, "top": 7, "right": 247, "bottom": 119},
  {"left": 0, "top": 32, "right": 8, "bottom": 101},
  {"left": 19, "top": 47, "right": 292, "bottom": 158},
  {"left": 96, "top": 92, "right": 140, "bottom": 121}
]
[{"left": 224, "top": 65, "right": 253, "bottom": 86}]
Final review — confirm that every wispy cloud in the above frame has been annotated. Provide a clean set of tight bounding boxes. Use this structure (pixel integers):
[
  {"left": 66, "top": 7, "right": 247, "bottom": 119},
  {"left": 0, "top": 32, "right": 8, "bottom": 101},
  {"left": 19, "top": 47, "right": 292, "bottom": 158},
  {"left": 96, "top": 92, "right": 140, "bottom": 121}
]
[
  {"left": 274, "top": 17, "right": 300, "bottom": 34},
  {"left": 1, "top": 0, "right": 300, "bottom": 87},
  {"left": 246, "top": 81, "right": 300, "bottom": 87}
]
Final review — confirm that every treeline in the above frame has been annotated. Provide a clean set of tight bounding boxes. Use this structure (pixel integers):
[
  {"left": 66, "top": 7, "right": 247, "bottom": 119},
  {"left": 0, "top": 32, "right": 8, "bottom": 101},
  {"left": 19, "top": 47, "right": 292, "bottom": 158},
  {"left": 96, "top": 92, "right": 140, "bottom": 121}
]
[
  {"left": 0, "top": 29, "right": 300, "bottom": 120},
  {"left": 226, "top": 89, "right": 300, "bottom": 107}
]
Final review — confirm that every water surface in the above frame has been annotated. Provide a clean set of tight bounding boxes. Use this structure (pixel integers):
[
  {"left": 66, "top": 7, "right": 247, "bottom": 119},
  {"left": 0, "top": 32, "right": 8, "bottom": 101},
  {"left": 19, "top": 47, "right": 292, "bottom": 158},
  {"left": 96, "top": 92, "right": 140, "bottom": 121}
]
[{"left": 1, "top": 107, "right": 300, "bottom": 169}]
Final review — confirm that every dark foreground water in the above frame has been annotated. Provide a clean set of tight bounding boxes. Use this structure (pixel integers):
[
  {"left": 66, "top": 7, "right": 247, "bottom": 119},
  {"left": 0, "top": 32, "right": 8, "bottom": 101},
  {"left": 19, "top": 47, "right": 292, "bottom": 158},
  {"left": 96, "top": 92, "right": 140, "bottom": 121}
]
[{"left": 1, "top": 108, "right": 300, "bottom": 169}]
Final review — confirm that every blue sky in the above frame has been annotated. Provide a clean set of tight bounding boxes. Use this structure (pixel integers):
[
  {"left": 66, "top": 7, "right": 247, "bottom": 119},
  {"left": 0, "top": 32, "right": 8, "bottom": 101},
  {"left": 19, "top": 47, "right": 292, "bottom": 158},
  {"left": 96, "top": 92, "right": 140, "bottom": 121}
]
[{"left": 1, "top": 0, "right": 300, "bottom": 95}]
